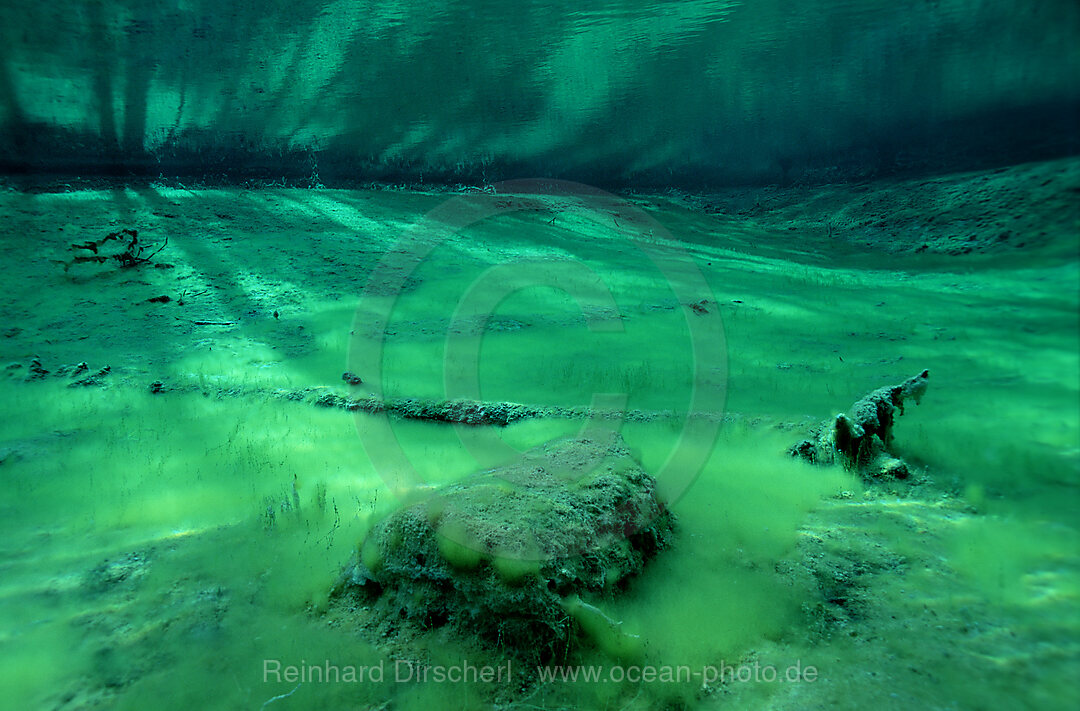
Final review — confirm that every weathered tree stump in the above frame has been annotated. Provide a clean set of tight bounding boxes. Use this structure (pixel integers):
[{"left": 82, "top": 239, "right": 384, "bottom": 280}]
[{"left": 790, "top": 370, "right": 929, "bottom": 480}]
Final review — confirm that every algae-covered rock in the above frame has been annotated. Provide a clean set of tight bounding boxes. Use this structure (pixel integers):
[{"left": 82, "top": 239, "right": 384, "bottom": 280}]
[
  {"left": 331, "top": 430, "right": 674, "bottom": 666},
  {"left": 790, "top": 369, "right": 929, "bottom": 480},
  {"left": 20, "top": 356, "right": 112, "bottom": 387}
]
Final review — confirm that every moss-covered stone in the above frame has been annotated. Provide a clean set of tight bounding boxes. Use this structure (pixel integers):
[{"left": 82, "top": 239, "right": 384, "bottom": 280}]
[{"left": 330, "top": 430, "right": 674, "bottom": 667}]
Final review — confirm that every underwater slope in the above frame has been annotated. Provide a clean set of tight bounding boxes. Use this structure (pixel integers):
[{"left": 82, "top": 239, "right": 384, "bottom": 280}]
[{"left": 0, "top": 159, "right": 1077, "bottom": 709}]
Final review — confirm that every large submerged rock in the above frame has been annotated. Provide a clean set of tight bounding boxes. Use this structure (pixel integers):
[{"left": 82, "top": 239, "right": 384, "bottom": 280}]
[{"left": 331, "top": 430, "right": 674, "bottom": 666}]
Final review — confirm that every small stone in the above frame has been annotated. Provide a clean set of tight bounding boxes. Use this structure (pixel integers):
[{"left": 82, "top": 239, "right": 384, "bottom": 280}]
[
  {"left": 26, "top": 357, "right": 49, "bottom": 381},
  {"left": 57, "top": 362, "right": 89, "bottom": 378}
]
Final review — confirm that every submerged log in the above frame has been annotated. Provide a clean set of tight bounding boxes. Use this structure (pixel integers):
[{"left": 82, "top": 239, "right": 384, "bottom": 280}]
[{"left": 790, "top": 369, "right": 929, "bottom": 480}]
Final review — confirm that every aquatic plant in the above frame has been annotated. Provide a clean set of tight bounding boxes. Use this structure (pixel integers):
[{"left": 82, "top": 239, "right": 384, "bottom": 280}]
[{"left": 60, "top": 228, "right": 169, "bottom": 271}]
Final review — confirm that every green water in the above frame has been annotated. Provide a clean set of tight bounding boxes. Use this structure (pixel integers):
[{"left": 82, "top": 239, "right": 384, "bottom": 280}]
[
  {"left": 0, "top": 172, "right": 1077, "bottom": 709},
  {"left": 2, "top": 0, "right": 1078, "bottom": 707}
]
